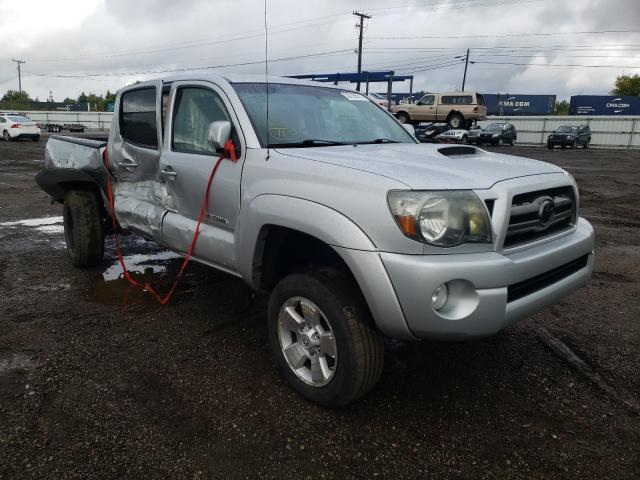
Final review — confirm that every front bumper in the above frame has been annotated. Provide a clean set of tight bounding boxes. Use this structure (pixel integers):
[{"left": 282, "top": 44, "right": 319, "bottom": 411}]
[
  {"left": 547, "top": 138, "right": 574, "bottom": 147},
  {"left": 379, "top": 218, "right": 594, "bottom": 340}
]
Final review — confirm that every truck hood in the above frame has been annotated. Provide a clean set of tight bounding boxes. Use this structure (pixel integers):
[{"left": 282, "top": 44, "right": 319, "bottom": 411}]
[{"left": 276, "top": 143, "right": 565, "bottom": 190}]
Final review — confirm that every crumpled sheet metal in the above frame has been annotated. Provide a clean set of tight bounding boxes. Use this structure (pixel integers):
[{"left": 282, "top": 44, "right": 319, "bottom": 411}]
[{"left": 113, "top": 180, "right": 169, "bottom": 238}]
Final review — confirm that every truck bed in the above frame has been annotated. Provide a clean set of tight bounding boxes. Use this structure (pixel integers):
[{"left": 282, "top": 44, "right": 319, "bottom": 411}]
[{"left": 36, "top": 135, "right": 109, "bottom": 203}]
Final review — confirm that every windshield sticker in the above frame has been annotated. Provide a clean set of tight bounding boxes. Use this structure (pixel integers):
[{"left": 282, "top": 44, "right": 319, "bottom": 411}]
[{"left": 341, "top": 92, "right": 368, "bottom": 101}]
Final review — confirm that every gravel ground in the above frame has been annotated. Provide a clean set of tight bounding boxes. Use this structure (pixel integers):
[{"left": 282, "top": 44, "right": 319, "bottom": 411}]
[{"left": 0, "top": 136, "right": 639, "bottom": 479}]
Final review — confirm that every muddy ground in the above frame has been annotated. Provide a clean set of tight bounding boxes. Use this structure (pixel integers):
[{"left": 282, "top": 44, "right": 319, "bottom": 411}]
[{"left": 0, "top": 136, "right": 638, "bottom": 479}]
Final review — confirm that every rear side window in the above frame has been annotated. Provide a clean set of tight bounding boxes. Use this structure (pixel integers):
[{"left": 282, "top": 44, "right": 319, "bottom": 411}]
[
  {"left": 441, "top": 95, "right": 473, "bottom": 105},
  {"left": 476, "top": 94, "right": 486, "bottom": 106},
  {"left": 120, "top": 87, "right": 158, "bottom": 148}
]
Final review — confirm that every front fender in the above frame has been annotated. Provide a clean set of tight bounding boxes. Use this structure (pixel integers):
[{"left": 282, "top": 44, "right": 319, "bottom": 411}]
[{"left": 236, "top": 194, "right": 376, "bottom": 282}]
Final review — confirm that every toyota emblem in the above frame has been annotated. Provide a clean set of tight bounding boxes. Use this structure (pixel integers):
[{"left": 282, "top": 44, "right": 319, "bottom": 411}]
[{"left": 538, "top": 198, "right": 555, "bottom": 228}]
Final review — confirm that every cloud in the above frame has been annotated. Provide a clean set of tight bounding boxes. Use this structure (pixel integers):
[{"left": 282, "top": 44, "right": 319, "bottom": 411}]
[{"left": 0, "top": 0, "right": 638, "bottom": 101}]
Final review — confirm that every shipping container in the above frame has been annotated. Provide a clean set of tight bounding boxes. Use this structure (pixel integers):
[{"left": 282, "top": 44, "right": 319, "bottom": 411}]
[
  {"left": 483, "top": 94, "right": 556, "bottom": 116},
  {"left": 569, "top": 95, "right": 640, "bottom": 116}
]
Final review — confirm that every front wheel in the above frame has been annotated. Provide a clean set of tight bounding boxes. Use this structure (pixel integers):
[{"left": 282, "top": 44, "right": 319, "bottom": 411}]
[
  {"left": 396, "top": 112, "right": 409, "bottom": 124},
  {"left": 461, "top": 134, "right": 468, "bottom": 144},
  {"left": 268, "top": 269, "right": 384, "bottom": 407},
  {"left": 63, "top": 190, "right": 105, "bottom": 267},
  {"left": 3, "top": 130, "right": 10, "bottom": 141}
]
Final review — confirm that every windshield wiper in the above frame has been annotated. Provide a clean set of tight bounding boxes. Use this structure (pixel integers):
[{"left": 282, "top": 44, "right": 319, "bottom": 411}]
[
  {"left": 268, "top": 139, "right": 348, "bottom": 148},
  {"left": 355, "top": 138, "right": 400, "bottom": 145}
]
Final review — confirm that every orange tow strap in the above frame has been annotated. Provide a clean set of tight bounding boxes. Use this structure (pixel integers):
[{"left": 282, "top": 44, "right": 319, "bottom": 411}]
[{"left": 105, "top": 140, "right": 237, "bottom": 304}]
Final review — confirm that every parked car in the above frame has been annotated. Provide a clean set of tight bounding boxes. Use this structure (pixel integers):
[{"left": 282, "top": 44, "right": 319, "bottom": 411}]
[
  {"left": 36, "top": 74, "right": 594, "bottom": 407},
  {"left": 0, "top": 114, "right": 41, "bottom": 142},
  {"left": 547, "top": 125, "right": 591, "bottom": 149},
  {"left": 368, "top": 92, "right": 391, "bottom": 108},
  {"left": 472, "top": 123, "right": 517, "bottom": 146},
  {"left": 435, "top": 128, "right": 469, "bottom": 143},
  {"left": 391, "top": 92, "right": 487, "bottom": 128},
  {"left": 413, "top": 122, "right": 450, "bottom": 143}
]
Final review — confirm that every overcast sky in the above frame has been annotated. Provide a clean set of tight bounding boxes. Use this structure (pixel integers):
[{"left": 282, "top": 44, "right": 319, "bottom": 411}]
[{"left": 1, "top": 0, "right": 639, "bottom": 102}]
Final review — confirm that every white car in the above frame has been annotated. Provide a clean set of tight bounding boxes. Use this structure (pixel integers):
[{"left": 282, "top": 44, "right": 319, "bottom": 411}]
[
  {"left": 368, "top": 92, "right": 391, "bottom": 108},
  {"left": 0, "top": 114, "right": 41, "bottom": 142},
  {"left": 435, "top": 128, "right": 469, "bottom": 143}
]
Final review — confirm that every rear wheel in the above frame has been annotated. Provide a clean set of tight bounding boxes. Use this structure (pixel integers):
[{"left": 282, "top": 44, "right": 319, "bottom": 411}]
[
  {"left": 268, "top": 268, "right": 384, "bottom": 407},
  {"left": 63, "top": 190, "right": 104, "bottom": 267},
  {"left": 448, "top": 112, "right": 464, "bottom": 129}
]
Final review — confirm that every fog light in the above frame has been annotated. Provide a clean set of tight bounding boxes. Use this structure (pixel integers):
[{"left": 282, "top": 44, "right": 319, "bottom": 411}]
[{"left": 431, "top": 283, "right": 448, "bottom": 311}]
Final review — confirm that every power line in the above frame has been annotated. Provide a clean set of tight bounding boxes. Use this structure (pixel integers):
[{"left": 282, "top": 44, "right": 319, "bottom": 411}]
[
  {"left": 367, "top": 28, "right": 640, "bottom": 40},
  {"left": 469, "top": 60, "right": 640, "bottom": 68},
  {"left": 22, "top": 48, "right": 355, "bottom": 79}
]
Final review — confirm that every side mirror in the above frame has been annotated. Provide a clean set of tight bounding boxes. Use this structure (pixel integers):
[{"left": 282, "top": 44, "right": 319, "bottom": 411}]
[
  {"left": 402, "top": 124, "right": 415, "bottom": 136},
  {"left": 207, "top": 120, "right": 232, "bottom": 150}
]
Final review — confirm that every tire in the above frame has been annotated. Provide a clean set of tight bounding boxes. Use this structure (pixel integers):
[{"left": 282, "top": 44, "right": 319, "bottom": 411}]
[
  {"left": 584, "top": 141, "right": 589, "bottom": 149},
  {"left": 63, "top": 190, "right": 104, "bottom": 267},
  {"left": 509, "top": 137, "right": 515, "bottom": 146},
  {"left": 396, "top": 112, "right": 409, "bottom": 124},
  {"left": 496, "top": 137, "right": 503, "bottom": 146},
  {"left": 547, "top": 144, "right": 553, "bottom": 150},
  {"left": 268, "top": 268, "right": 384, "bottom": 407},
  {"left": 570, "top": 140, "right": 576, "bottom": 149},
  {"left": 461, "top": 134, "right": 468, "bottom": 144},
  {"left": 448, "top": 112, "right": 464, "bottom": 129},
  {"left": 3, "top": 130, "right": 10, "bottom": 141}
]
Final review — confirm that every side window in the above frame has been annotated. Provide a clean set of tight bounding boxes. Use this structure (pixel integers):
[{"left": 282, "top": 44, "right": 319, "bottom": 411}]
[
  {"left": 0, "top": 117, "right": 5, "bottom": 123},
  {"left": 172, "top": 87, "right": 231, "bottom": 155},
  {"left": 419, "top": 95, "right": 434, "bottom": 106},
  {"left": 120, "top": 87, "right": 158, "bottom": 148}
]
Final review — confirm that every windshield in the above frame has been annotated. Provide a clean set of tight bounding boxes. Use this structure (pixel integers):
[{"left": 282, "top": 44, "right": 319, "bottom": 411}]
[
  {"left": 484, "top": 123, "right": 504, "bottom": 131},
  {"left": 232, "top": 83, "right": 415, "bottom": 147},
  {"left": 8, "top": 116, "right": 31, "bottom": 123},
  {"left": 556, "top": 126, "right": 577, "bottom": 133}
]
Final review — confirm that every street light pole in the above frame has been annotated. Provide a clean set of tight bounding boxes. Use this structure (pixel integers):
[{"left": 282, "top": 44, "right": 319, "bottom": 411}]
[{"left": 353, "top": 11, "right": 371, "bottom": 92}]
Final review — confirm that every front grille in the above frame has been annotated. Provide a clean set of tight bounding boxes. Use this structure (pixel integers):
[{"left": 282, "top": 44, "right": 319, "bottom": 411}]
[
  {"left": 504, "top": 186, "right": 576, "bottom": 248},
  {"left": 507, "top": 255, "right": 588, "bottom": 302}
]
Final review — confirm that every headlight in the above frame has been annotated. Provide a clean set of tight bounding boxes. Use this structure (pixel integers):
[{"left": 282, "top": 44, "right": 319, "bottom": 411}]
[
  {"left": 492, "top": 133, "right": 499, "bottom": 138},
  {"left": 387, "top": 191, "right": 492, "bottom": 247}
]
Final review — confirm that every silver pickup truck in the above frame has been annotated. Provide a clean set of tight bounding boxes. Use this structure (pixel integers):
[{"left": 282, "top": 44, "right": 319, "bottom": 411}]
[{"left": 36, "top": 74, "right": 594, "bottom": 407}]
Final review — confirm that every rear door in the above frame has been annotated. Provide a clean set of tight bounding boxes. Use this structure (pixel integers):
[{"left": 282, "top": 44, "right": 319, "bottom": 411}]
[
  {"left": 109, "top": 82, "right": 166, "bottom": 239},
  {"left": 158, "top": 81, "right": 245, "bottom": 272}
]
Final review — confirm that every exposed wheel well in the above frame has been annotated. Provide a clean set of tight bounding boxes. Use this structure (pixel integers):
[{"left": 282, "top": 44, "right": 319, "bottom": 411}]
[{"left": 254, "top": 225, "right": 350, "bottom": 292}]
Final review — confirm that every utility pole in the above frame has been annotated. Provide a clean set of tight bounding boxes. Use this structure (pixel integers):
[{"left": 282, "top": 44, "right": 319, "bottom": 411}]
[
  {"left": 12, "top": 59, "right": 26, "bottom": 94},
  {"left": 353, "top": 11, "right": 371, "bottom": 92},
  {"left": 461, "top": 49, "right": 470, "bottom": 92}
]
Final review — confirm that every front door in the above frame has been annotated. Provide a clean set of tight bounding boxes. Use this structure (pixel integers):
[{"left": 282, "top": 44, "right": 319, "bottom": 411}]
[
  {"left": 416, "top": 95, "right": 436, "bottom": 121},
  {"left": 158, "top": 81, "right": 245, "bottom": 272},
  {"left": 109, "top": 82, "right": 166, "bottom": 239}
]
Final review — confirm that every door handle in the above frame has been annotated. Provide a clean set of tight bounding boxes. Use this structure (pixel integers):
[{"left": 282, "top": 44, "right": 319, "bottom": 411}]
[{"left": 159, "top": 169, "right": 178, "bottom": 179}]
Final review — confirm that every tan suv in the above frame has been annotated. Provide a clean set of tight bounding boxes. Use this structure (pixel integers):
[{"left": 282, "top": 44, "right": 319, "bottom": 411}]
[{"left": 391, "top": 92, "right": 487, "bottom": 128}]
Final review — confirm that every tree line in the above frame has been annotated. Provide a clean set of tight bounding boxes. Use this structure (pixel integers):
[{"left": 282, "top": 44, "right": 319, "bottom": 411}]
[{"left": 0, "top": 90, "right": 117, "bottom": 111}]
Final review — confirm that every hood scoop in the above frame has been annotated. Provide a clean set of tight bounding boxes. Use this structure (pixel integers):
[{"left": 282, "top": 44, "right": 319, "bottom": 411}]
[{"left": 437, "top": 146, "right": 478, "bottom": 157}]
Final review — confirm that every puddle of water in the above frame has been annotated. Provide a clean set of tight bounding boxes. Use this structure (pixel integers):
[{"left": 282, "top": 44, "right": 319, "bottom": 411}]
[
  {"left": 0, "top": 354, "right": 35, "bottom": 375},
  {"left": 36, "top": 225, "right": 64, "bottom": 234},
  {"left": 0, "top": 216, "right": 63, "bottom": 227},
  {"left": 102, "top": 251, "right": 183, "bottom": 281}
]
